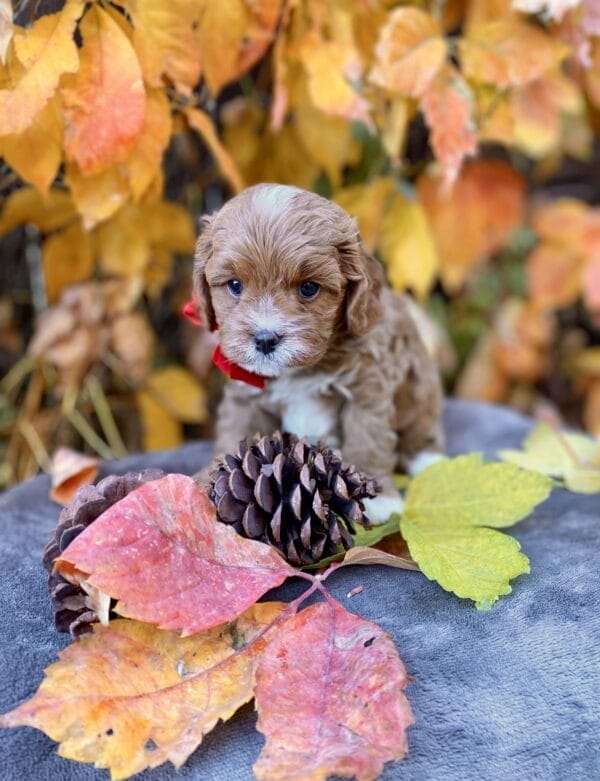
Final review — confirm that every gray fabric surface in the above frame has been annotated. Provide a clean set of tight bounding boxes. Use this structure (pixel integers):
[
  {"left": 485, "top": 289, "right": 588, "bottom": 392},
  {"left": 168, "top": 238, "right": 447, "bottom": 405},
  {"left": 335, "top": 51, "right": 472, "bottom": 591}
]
[{"left": 0, "top": 399, "right": 598, "bottom": 780}]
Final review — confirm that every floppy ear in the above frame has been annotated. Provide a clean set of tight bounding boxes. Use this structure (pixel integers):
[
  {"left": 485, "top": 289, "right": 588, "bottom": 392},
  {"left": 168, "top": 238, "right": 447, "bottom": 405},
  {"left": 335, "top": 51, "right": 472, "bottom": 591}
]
[
  {"left": 193, "top": 215, "right": 217, "bottom": 331},
  {"left": 337, "top": 227, "right": 383, "bottom": 337}
]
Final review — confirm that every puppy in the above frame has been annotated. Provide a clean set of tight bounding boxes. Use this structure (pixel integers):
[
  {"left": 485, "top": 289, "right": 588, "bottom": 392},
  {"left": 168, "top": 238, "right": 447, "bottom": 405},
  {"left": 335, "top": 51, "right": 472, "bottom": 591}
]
[{"left": 193, "top": 183, "right": 444, "bottom": 523}]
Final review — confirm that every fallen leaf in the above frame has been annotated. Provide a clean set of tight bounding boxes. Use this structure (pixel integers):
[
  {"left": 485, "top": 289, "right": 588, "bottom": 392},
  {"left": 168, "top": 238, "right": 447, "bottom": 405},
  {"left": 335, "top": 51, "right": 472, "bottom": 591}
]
[
  {"left": 379, "top": 191, "right": 439, "bottom": 299},
  {"left": 421, "top": 66, "right": 477, "bottom": 188},
  {"left": 499, "top": 422, "right": 600, "bottom": 493},
  {"left": 124, "top": 0, "right": 203, "bottom": 94},
  {"left": 254, "top": 600, "right": 414, "bottom": 781},
  {"left": 340, "top": 546, "right": 419, "bottom": 572},
  {"left": 1, "top": 605, "right": 286, "bottom": 779},
  {"left": 61, "top": 4, "right": 146, "bottom": 174},
  {"left": 369, "top": 7, "right": 447, "bottom": 98},
  {"left": 56, "top": 474, "right": 296, "bottom": 634},
  {"left": 401, "top": 454, "right": 553, "bottom": 608},
  {"left": 49, "top": 446, "right": 99, "bottom": 505},
  {"left": 136, "top": 390, "right": 183, "bottom": 451},
  {"left": 110, "top": 312, "right": 154, "bottom": 384},
  {"left": 0, "top": 0, "right": 83, "bottom": 134}
]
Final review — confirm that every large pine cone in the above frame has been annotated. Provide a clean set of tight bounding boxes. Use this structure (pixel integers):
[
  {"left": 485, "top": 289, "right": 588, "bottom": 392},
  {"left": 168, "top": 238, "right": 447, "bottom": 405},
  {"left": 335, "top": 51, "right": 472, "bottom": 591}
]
[
  {"left": 208, "top": 433, "right": 381, "bottom": 566},
  {"left": 43, "top": 469, "right": 164, "bottom": 638}
]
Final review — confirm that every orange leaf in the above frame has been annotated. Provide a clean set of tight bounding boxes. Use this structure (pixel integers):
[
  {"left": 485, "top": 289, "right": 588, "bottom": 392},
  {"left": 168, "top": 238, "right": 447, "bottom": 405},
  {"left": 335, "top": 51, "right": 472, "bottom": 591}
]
[
  {"left": 0, "top": 0, "right": 83, "bottom": 135},
  {"left": 126, "top": 88, "right": 172, "bottom": 201},
  {"left": 254, "top": 600, "right": 414, "bottom": 781},
  {"left": 583, "top": 248, "right": 600, "bottom": 314},
  {"left": 525, "top": 243, "right": 583, "bottom": 309},
  {"left": 369, "top": 7, "right": 447, "bottom": 98},
  {"left": 0, "top": 93, "right": 63, "bottom": 194},
  {"left": 417, "top": 159, "right": 527, "bottom": 292},
  {"left": 421, "top": 66, "right": 478, "bottom": 188},
  {"left": 0, "top": 606, "right": 285, "bottom": 779},
  {"left": 124, "top": 0, "right": 203, "bottom": 94},
  {"left": 56, "top": 474, "right": 295, "bottom": 634},
  {"left": 49, "top": 446, "right": 99, "bottom": 505},
  {"left": 459, "top": 19, "right": 566, "bottom": 89},
  {"left": 61, "top": 5, "right": 146, "bottom": 174},
  {"left": 184, "top": 107, "right": 244, "bottom": 193}
]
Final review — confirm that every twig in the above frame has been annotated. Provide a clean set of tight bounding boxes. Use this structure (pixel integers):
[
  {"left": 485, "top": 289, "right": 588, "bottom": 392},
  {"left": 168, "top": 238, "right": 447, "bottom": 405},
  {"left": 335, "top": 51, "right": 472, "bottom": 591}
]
[
  {"left": 85, "top": 376, "right": 128, "bottom": 458},
  {"left": 62, "top": 386, "right": 115, "bottom": 460},
  {"left": 17, "top": 419, "right": 51, "bottom": 472}
]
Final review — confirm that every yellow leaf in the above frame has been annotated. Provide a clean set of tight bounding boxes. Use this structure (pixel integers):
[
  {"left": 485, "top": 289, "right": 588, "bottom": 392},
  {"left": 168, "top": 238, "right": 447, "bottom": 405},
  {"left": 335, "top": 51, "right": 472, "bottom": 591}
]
[
  {"left": 198, "top": 0, "right": 280, "bottom": 94},
  {"left": 42, "top": 221, "right": 94, "bottom": 303},
  {"left": 126, "top": 88, "right": 172, "bottom": 201},
  {"left": 297, "top": 8, "right": 371, "bottom": 125},
  {"left": 184, "top": 107, "right": 244, "bottom": 193},
  {"left": 333, "top": 178, "right": 395, "bottom": 253},
  {"left": 0, "top": 187, "right": 76, "bottom": 235},
  {"left": 402, "top": 454, "right": 553, "bottom": 608},
  {"left": 0, "top": 0, "right": 83, "bottom": 134},
  {"left": 124, "top": 0, "right": 203, "bottom": 94},
  {"left": 144, "top": 248, "right": 174, "bottom": 299},
  {"left": 61, "top": 5, "right": 146, "bottom": 174},
  {"left": 369, "top": 7, "right": 447, "bottom": 98},
  {"left": 421, "top": 66, "right": 477, "bottom": 188},
  {"left": 0, "top": 606, "right": 285, "bottom": 779},
  {"left": 94, "top": 205, "right": 149, "bottom": 276},
  {"left": 1, "top": 93, "right": 62, "bottom": 194},
  {"left": 137, "top": 390, "right": 183, "bottom": 450},
  {"left": 142, "top": 201, "right": 195, "bottom": 253},
  {"left": 380, "top": 95, "right": 410, "bottom": 161},
  {"left": 459, "top": 19, "right": 566, "bottom": 89},
  {"left": 500, "top": 422, "right": 600, "bottom": 494},
  {"left": 379, "top": 192, "right": 439, "bottom": 299},
  {"left": 145, "top": 365, "right": 208, "bottom": 423},
  {"left": 417, "top": 159, "right": 527, "bottom": 292},
  {"left": 65, "top": 163, "right": 129, "bottom": 229}
]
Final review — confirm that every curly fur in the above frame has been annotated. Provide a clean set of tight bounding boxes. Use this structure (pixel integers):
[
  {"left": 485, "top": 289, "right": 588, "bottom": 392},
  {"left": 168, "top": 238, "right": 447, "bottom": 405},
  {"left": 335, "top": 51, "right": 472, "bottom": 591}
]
[{"left": 193, "top": 184, "right": 444, "bottom": 522}]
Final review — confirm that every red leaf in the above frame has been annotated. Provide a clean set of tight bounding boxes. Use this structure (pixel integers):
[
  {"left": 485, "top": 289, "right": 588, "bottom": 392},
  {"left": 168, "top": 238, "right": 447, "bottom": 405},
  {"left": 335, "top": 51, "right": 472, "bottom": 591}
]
[
  {"left": 56, "top": 474, "right": 295, "bottom": 635},
  {"left": 253, "top": 600, "right": 414, "bottom": 781}
]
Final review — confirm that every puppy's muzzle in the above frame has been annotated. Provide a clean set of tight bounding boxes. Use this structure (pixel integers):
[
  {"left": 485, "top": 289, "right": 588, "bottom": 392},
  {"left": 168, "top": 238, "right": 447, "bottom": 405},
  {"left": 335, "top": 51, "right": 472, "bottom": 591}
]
[{"left": 254, "top": 330, "right": 281, "bottom": 355}]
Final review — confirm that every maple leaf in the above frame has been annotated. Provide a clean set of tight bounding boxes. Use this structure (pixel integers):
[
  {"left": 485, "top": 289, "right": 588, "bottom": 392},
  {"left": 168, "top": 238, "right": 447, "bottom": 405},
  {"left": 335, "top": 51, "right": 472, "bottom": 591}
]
[
  {"left": 369, "top": 7, "right": 447, "bottom": 98},
  {"left": 500, "top": 422, "right": 600, "bottom": 493},
  {"left": 61, "top": 4, "right": 146, "bottom": 174},
  {"left": 421, "top": 65, "right": 478, "bottom": 188},
  {"left": 400, "top": 454, "right": 553, "bottom": 608},
  {"left": 56, "top": 474, "right": 296, "bottom": 634},
  {"left": 254, "top": 600, "right": 414, "bottom": 781},
  {"left": 0, "top": 605, "right": 286, "bottom": 779},
  {"left": 0, "top": 0, "right": 83, "bottom": 135}
]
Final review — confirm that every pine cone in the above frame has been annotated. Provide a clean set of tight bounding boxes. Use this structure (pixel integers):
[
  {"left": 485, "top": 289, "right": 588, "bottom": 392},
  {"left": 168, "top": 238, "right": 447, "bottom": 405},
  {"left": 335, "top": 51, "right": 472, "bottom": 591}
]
[
  {"left": 43, "top": 469, "right": 164, "bottom": 638},
  {"left": 208, "top": 433, "right": 381, "bottom": 566}
]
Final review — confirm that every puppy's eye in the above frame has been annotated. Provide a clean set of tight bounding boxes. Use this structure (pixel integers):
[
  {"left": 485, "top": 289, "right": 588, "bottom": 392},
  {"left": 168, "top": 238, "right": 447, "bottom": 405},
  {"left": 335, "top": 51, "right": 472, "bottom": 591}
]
[
  {"left": 227, "top": 279, "right": 243, "bottom": 297},
  {"left": 299, "top": 281, "right": 320, "bottom": 300}
]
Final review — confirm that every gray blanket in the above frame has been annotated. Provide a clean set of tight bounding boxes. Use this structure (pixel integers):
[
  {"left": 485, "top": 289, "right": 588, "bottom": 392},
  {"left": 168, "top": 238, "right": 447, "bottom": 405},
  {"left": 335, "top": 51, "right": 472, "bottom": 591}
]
[{"left": 0, "top": 399, "right": 598, "bottom": 780}]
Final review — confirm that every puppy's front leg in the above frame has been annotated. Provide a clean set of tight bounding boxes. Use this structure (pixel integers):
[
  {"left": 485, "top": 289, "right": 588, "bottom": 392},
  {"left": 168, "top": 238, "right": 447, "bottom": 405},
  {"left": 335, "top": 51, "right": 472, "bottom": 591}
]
[{"left": 339, "top": 399, "right": 404, "bottom": 525}]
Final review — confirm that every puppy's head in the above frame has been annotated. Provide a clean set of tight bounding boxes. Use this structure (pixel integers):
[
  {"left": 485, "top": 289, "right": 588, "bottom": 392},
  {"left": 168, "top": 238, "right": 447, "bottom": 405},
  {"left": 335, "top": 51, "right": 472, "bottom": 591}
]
[{"left": 193, "top": 184, "right": 382, "bottom": 377}]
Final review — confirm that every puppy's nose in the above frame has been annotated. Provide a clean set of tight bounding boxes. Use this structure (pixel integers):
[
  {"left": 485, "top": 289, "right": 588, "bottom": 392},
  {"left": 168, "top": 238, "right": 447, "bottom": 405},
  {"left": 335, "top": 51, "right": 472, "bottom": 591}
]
[{"left": 254, "top": 330, "right": 280, "bottom": 355}]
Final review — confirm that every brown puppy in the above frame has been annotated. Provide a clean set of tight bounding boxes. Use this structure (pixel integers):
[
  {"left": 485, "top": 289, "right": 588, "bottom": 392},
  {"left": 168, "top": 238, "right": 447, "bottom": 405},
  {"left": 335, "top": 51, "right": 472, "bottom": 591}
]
[{"left": 193, "top": 184, "right": 443, "bottom": 523}]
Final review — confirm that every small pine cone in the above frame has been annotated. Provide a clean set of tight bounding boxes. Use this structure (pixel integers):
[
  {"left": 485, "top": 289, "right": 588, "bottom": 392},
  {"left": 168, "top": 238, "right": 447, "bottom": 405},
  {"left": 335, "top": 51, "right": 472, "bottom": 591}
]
[
  {"left": 43, "top": 469, "right": 164, "bottom": 638},
  {"left": 208, "top": 433, "right": 381, "bottom": 566}
]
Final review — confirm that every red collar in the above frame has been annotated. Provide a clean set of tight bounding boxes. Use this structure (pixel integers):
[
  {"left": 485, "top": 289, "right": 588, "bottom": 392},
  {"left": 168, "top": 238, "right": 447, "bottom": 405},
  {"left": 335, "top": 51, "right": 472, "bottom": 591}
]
[{"left": 181, "top": 299, "right": 267, "bottom": 389}]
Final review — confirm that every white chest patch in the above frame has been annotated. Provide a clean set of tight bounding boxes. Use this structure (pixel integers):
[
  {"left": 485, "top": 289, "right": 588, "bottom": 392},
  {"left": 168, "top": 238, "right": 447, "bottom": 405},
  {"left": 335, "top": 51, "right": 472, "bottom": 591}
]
[{"left": 266, "top": 372, "right": 343, "bottom": 447}]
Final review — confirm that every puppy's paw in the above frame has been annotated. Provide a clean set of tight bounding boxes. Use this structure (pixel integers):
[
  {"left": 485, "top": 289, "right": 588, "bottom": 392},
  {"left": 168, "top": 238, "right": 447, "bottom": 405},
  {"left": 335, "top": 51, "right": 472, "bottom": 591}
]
[
  {"left": 363, "top": 493, "right": 404, "bottom": 525},
  {"left": 408, "top": 450, "right": 445, "bottom": 476}
]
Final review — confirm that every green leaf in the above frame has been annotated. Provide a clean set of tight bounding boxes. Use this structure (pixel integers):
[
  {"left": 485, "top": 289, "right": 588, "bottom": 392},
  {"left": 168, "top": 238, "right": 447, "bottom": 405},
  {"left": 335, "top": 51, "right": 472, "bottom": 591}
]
[
  {"left": 401, "top": 454, "right": 553, "bottom": 609},
  {"left": 499, "top": 422, "right": 600, "bottom": 494}
]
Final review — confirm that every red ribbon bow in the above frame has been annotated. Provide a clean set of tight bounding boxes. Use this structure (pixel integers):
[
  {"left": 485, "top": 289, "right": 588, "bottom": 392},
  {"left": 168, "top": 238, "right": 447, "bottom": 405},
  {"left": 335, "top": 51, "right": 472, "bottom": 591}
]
[{"left": 181, "top": 298, "right": 266, "bottom": 389}]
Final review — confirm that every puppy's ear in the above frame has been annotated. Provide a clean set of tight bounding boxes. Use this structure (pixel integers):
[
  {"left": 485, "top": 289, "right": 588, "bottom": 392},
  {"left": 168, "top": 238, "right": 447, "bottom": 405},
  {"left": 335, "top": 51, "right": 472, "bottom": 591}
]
[
  {"left": 338, "top": 229, "right": 383, "bottom": 337},
  {"left": 193, "top": 215, "right": 217, "bottom": 331}
]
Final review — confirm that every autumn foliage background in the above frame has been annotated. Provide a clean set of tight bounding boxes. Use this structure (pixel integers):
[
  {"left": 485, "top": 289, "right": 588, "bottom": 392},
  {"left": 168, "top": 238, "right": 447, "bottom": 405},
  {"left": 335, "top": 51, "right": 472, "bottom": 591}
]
[{"left": 1, "top": 0, "right": 599, "bottom": 488}]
